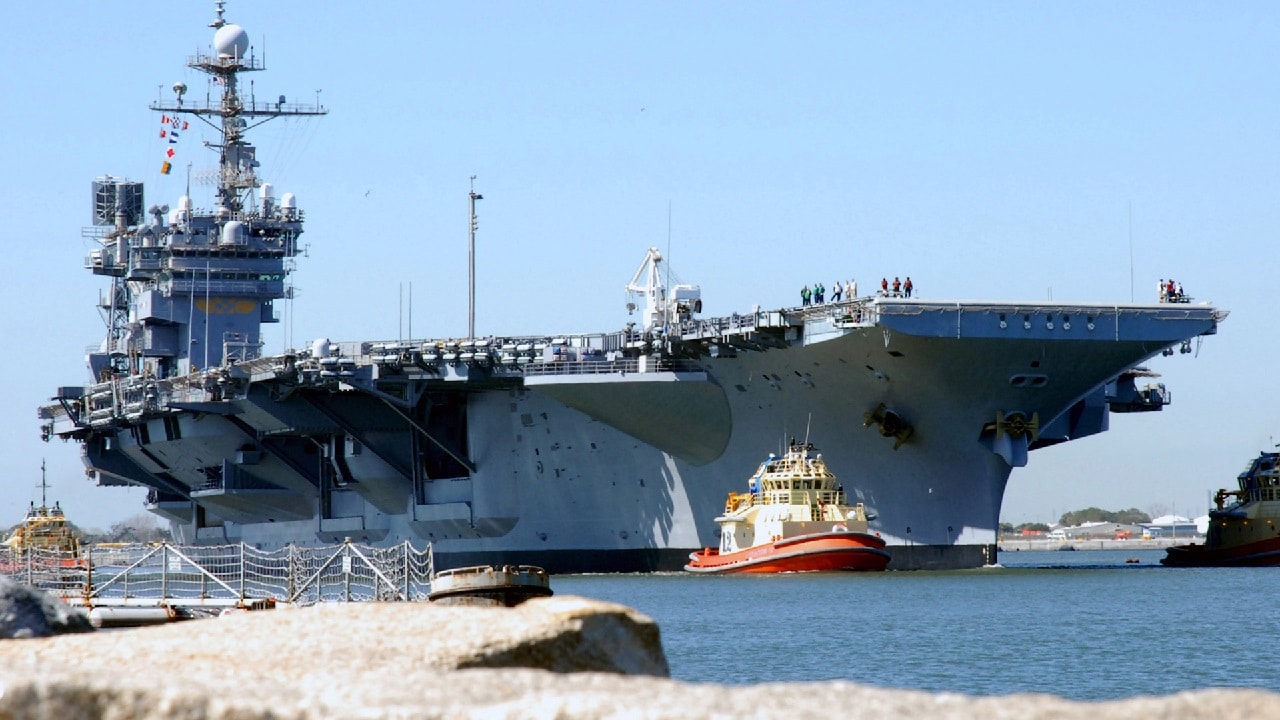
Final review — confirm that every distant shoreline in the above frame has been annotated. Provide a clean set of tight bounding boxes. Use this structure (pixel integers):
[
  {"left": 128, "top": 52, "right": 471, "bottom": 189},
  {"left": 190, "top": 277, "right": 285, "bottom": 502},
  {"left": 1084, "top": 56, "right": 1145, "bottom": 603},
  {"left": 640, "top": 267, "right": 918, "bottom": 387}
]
[{"left": 998, "top": 537, "right": 1193, "bottom": 552}]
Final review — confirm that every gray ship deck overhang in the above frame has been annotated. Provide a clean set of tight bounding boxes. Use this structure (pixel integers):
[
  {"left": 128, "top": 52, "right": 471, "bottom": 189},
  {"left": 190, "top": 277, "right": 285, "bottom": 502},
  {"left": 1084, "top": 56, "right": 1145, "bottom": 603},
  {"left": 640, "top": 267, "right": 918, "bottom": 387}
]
[{"left": 524, "top": 364, "right": 731, "bottom": 466}]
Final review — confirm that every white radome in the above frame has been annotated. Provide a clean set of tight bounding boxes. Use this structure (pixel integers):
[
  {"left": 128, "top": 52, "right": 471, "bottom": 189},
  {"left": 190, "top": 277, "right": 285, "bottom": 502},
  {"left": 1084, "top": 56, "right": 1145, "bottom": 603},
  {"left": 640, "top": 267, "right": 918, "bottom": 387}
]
[{"left": 214, "top": 24, "right": 249, "bottom": 59}]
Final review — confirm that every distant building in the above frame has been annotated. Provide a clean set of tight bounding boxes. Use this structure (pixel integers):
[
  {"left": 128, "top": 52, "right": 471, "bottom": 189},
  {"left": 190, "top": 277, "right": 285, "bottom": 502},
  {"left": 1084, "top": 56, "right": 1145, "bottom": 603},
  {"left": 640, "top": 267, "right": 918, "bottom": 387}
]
[
  {"left": 1194, "top": 515, "right": 1210, "bottom": 535},
  {"left": 1051, "top": 522, "right": 1145, "bottom": 540},
  {"left": 1144, "top": 515, "right": 1201, "bottom": 539}
]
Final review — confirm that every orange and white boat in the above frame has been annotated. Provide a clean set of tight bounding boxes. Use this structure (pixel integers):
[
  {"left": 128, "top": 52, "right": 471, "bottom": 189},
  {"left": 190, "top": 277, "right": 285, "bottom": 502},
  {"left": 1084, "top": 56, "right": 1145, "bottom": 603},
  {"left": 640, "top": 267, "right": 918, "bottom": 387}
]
[{"left": 684, "top": 440, "right": 890, "bottom": 573}]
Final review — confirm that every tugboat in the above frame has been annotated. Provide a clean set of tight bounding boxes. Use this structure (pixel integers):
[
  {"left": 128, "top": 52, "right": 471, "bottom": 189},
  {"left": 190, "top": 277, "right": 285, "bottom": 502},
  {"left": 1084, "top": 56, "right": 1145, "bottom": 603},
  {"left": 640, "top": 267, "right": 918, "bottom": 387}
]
[
  {"left": 1162, "top": 448, "right": 1280, "bottom": 567},
  {"left": 1, "top": 463, "right": 88, "bottom": 572},
  {"left": 684, "top": 440, "right": 890, "bottom": 573}
]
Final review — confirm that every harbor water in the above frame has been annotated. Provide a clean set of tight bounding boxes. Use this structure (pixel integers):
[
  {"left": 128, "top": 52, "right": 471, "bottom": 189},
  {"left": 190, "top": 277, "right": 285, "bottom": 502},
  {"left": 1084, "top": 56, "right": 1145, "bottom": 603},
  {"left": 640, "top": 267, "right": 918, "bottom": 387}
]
[{"left": 555, "top": 549, "right": 1278, "bottom": 700}]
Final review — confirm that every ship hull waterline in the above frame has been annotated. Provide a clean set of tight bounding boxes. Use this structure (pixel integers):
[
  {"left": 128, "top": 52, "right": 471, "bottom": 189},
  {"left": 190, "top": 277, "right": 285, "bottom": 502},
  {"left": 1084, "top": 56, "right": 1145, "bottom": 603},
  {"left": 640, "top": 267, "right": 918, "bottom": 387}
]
[
  {"left": 1162, "top": 538, "right": 1280, "bottom": 568},
  {"left": 684, "top": 531, "right": 891, "bottom": 574}
]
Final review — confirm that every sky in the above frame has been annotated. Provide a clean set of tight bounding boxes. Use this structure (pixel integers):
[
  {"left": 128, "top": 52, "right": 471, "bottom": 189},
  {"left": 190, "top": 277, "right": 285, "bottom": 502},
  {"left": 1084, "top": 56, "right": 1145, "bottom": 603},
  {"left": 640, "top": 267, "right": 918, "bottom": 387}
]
[{"left": 1, "top": 1, "right": 1276, "bottom": 531}]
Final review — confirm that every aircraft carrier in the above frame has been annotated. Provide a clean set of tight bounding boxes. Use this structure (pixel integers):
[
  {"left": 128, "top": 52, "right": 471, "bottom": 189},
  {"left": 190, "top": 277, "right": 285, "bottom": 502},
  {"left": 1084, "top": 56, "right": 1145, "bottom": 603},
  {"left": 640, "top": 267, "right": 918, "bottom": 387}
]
[{"left": 38, "top": 4, "right": 1227, "bottom": 572}]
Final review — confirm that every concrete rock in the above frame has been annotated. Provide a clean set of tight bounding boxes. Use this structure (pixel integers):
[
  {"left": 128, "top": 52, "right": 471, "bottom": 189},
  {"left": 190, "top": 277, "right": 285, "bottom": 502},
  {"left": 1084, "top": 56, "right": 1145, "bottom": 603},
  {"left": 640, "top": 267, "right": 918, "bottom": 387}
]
[
  {"left": 449, "top": 594, "right": 669, "bottom": 675},
  {"left": 0, "top": 577, "right": 94, "bottom": 639},
  {"left": 0, "top": 595, "right": 1273, "bottom": 719}
]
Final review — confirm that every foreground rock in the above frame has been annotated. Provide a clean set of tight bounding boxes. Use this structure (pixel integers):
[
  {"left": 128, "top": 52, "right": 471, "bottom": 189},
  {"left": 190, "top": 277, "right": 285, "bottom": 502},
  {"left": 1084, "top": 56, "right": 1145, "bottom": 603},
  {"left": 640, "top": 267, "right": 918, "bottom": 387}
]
[
  {"left": 0, "top": 577, "right": 93, "bottom": 638},
  {"left": 0, "top": 595, "right": 1274, "bottom": 719}
]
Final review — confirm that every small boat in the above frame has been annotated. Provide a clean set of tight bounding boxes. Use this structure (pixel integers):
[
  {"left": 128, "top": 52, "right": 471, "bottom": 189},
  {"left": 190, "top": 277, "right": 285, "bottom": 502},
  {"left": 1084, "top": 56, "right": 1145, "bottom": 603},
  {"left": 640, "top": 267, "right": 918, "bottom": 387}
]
[
  {"left": 1162, "top": 448, "right": 1280, "bottom": 567},
  {"left": 684, "top": 440, "right": 890, "bottom": 573},
  {"left": 428, "top": 565, "right": 553, "bottom": 606}
]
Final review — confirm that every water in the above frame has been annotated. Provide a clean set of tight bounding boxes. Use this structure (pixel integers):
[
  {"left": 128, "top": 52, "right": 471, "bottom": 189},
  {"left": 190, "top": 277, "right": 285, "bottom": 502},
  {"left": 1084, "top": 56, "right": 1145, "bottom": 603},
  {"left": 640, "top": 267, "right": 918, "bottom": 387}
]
[{"left": 554, "top": 549, "right": 1280, "bottom": 699}]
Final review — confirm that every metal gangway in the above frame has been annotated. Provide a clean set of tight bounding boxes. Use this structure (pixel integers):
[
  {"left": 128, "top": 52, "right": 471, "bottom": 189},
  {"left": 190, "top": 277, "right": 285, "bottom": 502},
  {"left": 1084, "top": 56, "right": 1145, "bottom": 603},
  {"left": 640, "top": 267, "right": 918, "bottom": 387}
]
[{"left": 0, "top": 540, "right": 434, "bottom": 612}]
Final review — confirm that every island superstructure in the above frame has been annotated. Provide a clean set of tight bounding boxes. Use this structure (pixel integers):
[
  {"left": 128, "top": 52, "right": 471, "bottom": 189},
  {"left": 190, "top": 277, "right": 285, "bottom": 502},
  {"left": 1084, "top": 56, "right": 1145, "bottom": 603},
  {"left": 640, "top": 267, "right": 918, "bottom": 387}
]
[{"left": 39, "top": 4, "right": 1227, "bottom": 572}]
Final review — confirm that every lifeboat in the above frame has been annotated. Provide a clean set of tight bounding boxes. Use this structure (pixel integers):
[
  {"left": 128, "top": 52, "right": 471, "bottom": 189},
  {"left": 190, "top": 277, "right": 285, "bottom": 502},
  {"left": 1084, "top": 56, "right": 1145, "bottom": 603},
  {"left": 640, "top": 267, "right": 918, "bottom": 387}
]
[{"left": 684, "top": 440, "right": 889, "bottom": 574}]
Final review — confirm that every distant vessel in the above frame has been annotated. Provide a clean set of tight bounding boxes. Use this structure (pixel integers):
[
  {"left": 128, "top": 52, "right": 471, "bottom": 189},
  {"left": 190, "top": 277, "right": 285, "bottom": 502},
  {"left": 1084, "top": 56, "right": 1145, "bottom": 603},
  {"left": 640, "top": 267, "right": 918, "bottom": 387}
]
[
  {"left": 2, "top": 464, "right": 86, "bottom": 571},
  {"left": 1162, "top": 449, "right": 1280, "bottom": 567},
  {"left": 684, "top": 441, "right": 889, "bottom": 573},
  {"left": 39, "top": 3, "right": 1227, "bottom": 573}
]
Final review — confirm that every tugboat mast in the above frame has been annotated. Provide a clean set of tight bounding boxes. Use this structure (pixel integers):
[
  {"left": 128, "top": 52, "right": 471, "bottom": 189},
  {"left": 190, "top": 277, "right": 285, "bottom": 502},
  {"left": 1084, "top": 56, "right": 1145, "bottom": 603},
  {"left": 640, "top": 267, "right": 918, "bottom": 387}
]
[{"left": 38, "top": 460, "right": 49, "bottom": 509}]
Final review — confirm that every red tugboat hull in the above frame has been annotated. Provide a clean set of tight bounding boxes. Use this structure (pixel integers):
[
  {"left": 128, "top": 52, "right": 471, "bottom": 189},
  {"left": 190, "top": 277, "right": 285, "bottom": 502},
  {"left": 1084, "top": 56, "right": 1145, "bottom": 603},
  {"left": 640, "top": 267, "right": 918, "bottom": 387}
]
[
  {"left": 684, "top": 531, "right": 890, "bottom": 574},
  {"left": 1162, "top": 536, "right": 1280, "bottom": 567}
]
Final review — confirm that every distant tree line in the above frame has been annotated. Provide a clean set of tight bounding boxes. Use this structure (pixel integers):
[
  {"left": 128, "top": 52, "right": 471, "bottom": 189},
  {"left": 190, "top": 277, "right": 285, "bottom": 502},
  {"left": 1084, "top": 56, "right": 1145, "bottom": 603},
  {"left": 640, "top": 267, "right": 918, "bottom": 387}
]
[
  {"left": 1001, "top": 508, "right": 1153, "bottom": 533},
  {"left": 999, "top": 522, "right": 1050, "bottom": 534},
  {"left": 1057, "top": 507, "right": 1151, "bottom": 526},
  {"left": 80, "top": 515, "right": 173, "bottom": 545}
]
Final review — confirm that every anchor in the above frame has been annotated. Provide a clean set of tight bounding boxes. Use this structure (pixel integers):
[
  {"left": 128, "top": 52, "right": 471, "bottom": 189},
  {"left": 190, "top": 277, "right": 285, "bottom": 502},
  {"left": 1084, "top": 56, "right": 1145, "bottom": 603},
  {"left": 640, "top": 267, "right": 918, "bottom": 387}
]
[
  {"left": 993, "top": 410, "right": 1039, "bottom": 441},
  {"left": 981, "top": 410, "right": 1040, "bottom": 467},
  {"left": 863, "top": 403, "right": 913, "bottom": 450}
]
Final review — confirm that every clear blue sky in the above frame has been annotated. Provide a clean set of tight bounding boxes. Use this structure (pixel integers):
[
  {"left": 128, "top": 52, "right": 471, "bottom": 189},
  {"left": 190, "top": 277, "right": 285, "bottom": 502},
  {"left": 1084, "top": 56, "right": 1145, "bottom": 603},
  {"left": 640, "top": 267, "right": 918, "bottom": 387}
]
[{"left": 2, "top": 1, "right": 1276, "bottom": 530}]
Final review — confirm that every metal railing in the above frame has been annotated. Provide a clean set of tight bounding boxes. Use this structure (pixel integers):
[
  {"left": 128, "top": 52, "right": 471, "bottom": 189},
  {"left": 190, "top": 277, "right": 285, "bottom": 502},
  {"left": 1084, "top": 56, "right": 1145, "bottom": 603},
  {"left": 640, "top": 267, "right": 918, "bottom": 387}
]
[
  {"left": 521, "top": 357, "right": 704, "bottom": 377},
  {"left": 0, "top": 540, "right": 433, "bottom": 607}
]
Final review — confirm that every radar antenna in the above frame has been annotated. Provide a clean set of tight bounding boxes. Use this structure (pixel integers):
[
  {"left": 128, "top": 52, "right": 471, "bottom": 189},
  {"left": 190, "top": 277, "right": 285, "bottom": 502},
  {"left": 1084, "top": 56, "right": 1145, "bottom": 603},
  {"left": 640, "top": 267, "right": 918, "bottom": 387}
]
[
  {"left": 149, "top": 2, "right": 327, "bottom": 214},
  {"left": 469, "top": 177, "right": 483, "bottom": 340},
  {"left": 77, "top": 1, "right": 328, "bottom": 386}
]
